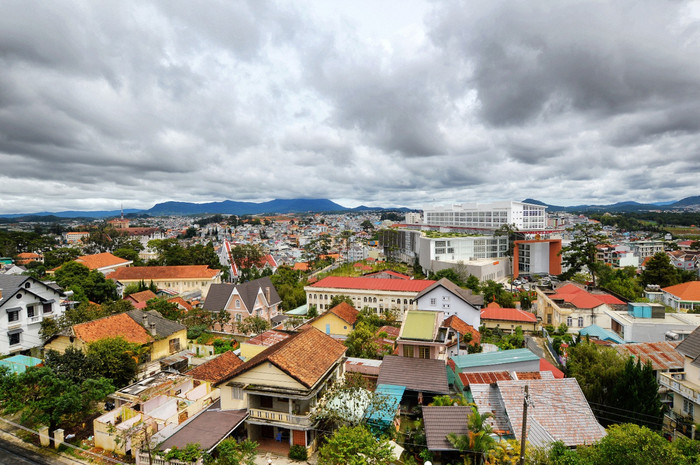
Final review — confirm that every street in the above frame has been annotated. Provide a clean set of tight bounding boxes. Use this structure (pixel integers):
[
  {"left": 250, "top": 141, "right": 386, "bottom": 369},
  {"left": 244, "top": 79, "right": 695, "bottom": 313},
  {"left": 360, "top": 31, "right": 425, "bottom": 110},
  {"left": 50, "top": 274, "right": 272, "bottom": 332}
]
[{"left": 0, "top": 436, "right": 57, "bottom": 465}]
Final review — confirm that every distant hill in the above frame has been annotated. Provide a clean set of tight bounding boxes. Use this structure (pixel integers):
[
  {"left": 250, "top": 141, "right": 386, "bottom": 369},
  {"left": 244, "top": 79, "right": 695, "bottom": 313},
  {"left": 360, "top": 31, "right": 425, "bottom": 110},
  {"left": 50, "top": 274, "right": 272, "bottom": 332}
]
[
  {"left": 671, "top": 196, "right": 700, "bottom": 208},
  {"left": 147, "top": 198, "right": 349, "bottom": 216},
  {"left": 523, "top": 197, "right": 700, "bottom": 212},
  {"left": 0, "top": 209, "right": 142, "bottom": 219}
]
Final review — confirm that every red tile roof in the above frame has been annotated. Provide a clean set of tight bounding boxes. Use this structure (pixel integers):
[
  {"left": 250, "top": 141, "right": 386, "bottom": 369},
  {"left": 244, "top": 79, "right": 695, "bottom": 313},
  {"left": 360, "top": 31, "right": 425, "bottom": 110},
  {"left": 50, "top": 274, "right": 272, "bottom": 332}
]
[
  {"left": 73, "top": 313, "right": 152, "bottom": 344},
  {"left": 293, "top": 262, "right": 310, "bottom": 271},
  {"left": 76, "top": 252, "right": 131, "bottom": 270},
  {"left": 539, "top": 358, "right": 565, "bottom": 378},
  {"left": 310, "top": 276, "right": 435, "bottom": 292},
  {"left": 168, "top": 297, "right": 193, "bottom": 311},
  {"left": 442, "top": 315, "right": 481, "bottom": 344},
  {"left": 219, "top": 327, "right": 347, "bottom": 388},
  {"left": 549, "top": 283, "right": 624, "bottom": 309},
  {"left": 328, "top": 302, "right": 359, "bottom": 325},
  {"left": 186, "top": 351, "right": 245, "bottom": 384},
  {"left": 514, "top": 372, "right": 542, "bottom": 380},
  {"left": 480, "top": 306, "right": 537, "bottom": 323},
  {"left": 108, "top": 265, "right": 220, "bottom": 281},
  {"left": 127, "top": 290, "right": 157, "bottom": 304},
  {"left": 662, "top": 281, "right": 700, "bottom": 301},
  {"left": 459, "top": 371, "right": 511, "bottom": 386},
  {"left": 376, "top": 325, "right": 401, "bottom": 339}
]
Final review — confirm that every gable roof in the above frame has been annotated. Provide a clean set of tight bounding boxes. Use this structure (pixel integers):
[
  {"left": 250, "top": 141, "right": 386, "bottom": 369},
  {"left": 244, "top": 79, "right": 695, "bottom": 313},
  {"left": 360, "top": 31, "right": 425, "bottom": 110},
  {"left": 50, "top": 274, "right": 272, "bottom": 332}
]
[
  {"left": 442, "top": 315, "right": 481, "bottom": 345},
  {"left": 662, "top": 281, "right": 700, "bottom": 302},
  {"left": 376, "top": 355, "right": 449, "bottom": 394},
  {"left": 202, "top": 277, "right": 282, "bottom": 312},
  {"left": 416, "top": 278, "right": 484, "bottom": 307},
  {"left": 613, "top": 341, "right": 683, "bottom": 371},
  {"left": 127, "top": 290, "right": 158, "bottom": 304},
  {"left": 108, "top": 265, "right": 220, "bottom": 281},
  {"left": 422, "top": 406, "right": 471, "bottom": 451},
  {"left": 218, "top": 327, "right": 346, "bottom": 389},
  {"left": 309, "top": 276, "right": 436, "bottom": 293},
  {"left": 126, "top": 309, "right": 187, "bottom": 338},
  {"left": 400, "top": 311, "right": 440, "bottom": 341},
  {"left": 0, "top": 276, "right": 63, "bottom": 307},
  {"left": 73, "top": 312, "right": 153, "bottom": 345},
  {"left": 496, "top": 378, "right": 605, "bottom": 447},
  {"left": 480, "top": 304, "right": 537, "bottom": 323},
  {"left": 675, "top": 326, "right": 700, "bottom": 360},
  {"left": 549, "top": 283, "right": 624, "bottom": 309},
  {"left": 76, "top": 252, "right": 131, "bottom": 270},
  {"left": 186, "top": 351, "right": 245, "bottom": 384},
  {"left": 327, "top": 302, "right": 359, "bottom": 325}
]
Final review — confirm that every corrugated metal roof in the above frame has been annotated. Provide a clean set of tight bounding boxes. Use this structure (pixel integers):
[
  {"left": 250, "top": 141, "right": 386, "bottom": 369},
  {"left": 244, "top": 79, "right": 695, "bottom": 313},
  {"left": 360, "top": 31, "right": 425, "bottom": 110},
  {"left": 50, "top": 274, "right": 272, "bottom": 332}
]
[
  {"left": 613, "top": 341, "right": 684, "bottom": 371},
  {"left": 377, "top": 356, "right": 449, "bottom": 394},
  {"left": 422, "top": 406, "right": 471, "bottom": 451},
  {"left": 459, "top": 371, "right": 512, "bottom": 386},
  {"left": 366, "top": 384, "right": 405, "bottom": 425},
  {"left": 469, "top": 384, "right": 511, "bottom": 434},
  {"left": 452, "top": 348, "right": 539, "bottom": 369}
]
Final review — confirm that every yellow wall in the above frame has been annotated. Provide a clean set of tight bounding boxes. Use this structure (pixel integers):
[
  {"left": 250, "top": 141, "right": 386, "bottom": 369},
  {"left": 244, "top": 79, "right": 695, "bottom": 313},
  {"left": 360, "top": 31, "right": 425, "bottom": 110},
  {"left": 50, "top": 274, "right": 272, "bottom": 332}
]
[
  {"left": 310, "top": 313, "right": 353, "bottom": 337},
  {"left": 220, "top": 385, "right": 249, "bottom": 411},
  {"left": 150, "top": 329, "right": 187, "bottom": 360},
  {"left": 44, "top": 335, "right": 87, "bottom": 354},
  {"left": 232, "top": 363, "right": 306, "bottom": 390},
  {"left": 240, "top": 343, "right": 268, "bottom": 361},
  {"left": 481, "top": 319, "right": 537, "bottom": 333}
]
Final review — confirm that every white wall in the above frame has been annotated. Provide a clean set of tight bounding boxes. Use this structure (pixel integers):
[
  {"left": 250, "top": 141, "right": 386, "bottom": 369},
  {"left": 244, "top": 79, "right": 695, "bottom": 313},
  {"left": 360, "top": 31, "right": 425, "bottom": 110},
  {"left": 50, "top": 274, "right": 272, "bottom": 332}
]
[{"left": 417, "top": 287, "right": 480, "bottom": 328}]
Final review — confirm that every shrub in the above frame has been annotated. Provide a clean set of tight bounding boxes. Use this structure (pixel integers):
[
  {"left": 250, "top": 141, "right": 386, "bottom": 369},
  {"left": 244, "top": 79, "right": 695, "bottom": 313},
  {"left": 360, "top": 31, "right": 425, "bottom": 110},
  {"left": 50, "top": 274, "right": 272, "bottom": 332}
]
[{"left": 289, "top": 444, "right": 308, "bottom": 461}]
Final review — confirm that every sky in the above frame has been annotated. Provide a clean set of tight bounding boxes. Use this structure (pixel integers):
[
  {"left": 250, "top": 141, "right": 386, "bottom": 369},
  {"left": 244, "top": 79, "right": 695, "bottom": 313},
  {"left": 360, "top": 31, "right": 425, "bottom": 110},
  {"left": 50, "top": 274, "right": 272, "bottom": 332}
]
[{"left": 1, "top": 0, "right": 700, "bottom": 214}]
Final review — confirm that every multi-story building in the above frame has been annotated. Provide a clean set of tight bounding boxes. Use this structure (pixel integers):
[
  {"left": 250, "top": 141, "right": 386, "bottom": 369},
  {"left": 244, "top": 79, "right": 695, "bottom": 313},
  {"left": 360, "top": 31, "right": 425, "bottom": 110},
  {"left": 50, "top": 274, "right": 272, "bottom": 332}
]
[
  {"left": 423, "top": 201, "right": 547, "bottom": 231},
  {"left": 535, "top": 283, "right": 625, "bottom": 332},
  {"left": 659, "top": 328, "right": 700, "bottom": 438},
  {"left": 305, "top": 276, "right": 436, "bottom": 318},
  {"left": 216, "top": 327, "right": 347, "bottom": 455},
  {"left": 202, "top": 277, "right": 282, "bottom": 333},
  {"left": 0, "top": 276, "right": 66, "bottom": 355},
  {"left": 108, "top": 265, "right": 222, "bottom": 299},
  {"left": 627, "top": 240, "right": 665, "bottom": 259}
]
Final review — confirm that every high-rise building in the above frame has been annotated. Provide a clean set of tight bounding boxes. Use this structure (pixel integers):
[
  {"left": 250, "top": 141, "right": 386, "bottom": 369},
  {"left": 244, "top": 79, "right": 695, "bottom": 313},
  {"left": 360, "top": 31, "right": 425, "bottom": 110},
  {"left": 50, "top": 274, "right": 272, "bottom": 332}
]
[{"left": 423, "top": 201, "right": 547, "bottom": 231}]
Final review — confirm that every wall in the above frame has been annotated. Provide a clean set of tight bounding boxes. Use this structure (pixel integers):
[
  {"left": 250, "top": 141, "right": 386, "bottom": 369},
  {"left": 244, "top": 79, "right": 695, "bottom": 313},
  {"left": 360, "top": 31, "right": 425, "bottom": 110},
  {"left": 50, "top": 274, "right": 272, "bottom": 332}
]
[
  {"left": 417, "top": 287, "right": 480, "bottom": 327},
  {"left": 310, "top": 313, "right": 353, "bottom": 337}
]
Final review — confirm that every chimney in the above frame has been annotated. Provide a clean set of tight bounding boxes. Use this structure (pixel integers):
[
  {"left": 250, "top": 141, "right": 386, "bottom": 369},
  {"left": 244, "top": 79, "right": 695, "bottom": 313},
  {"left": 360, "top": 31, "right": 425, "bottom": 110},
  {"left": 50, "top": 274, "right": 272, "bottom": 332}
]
[
  {"left": 142, "top": 314, "right": 148, "bottom": 327},
  {"left": 265, "top": 286, "right": 271, "bottom": 303},
  {"left": 149, "top": 322, "right": 157, "bottom": 337}
]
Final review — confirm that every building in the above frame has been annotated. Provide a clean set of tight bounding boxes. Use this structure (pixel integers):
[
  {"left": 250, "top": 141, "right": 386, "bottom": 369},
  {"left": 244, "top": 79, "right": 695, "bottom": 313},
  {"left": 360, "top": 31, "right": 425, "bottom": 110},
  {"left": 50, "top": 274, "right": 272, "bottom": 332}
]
[
  {"left": 423, "top": 201, "right": 547, "bottom": 231},
  {"left": 397, "top": 311, "right": 476, "bottom": 360},
  {"left": 64, "top": 231, "right": 90, "bottom": 244},
  {"left": 536, "top": 283, "right": 625, "bottom": 332},
  {"left": 0, "top": 276, "right": 66, "bottom": 355},
  {"left": 202, "top": 277, "right": 282, "bottom": 333},
  {"left": 307, "top": 302, "right": 359, "bottom": 338},
  {"left": 376, "top": 355, "right": 450, "bottom": 405},
  {"left": 627, "top": 240, "right": 665, "bottom": 259},
  {"left": 305, "top": 276, "right": 436, "bottom": 318},
  {"left": 75, "top": 252, "right": 132, "bottom": 275},
  {"left": 108, "top": 265, "right": 222, "bottom": 299},
  {"left": 480, "top": 302, "right": 538, "bottom": 333},
  {"left": 215, "top": 327, "right": 347, "bottom": 455},
  {"left": 415, "top": 278, "right": 482, "bottom": 328},
  {"left": 660, "top": 281, "right": 700, "bottom": 312},
  {"left": 15, "top": 252, "right": 43, "bottom": 265},
  {"left": 514, "top": 239, "right": 562, "bottom": 278},
  {"left": 451, "top": 348, "right": 541, "bottom": 373},
  {"left": 606, "top": 304, "right": 700, "bottom": 343},
  {"left": 239, "top": 330, "right": 291, "bottom": 360},
  {"left": 659, "top": 328, "right": 700, "bottom": 437}
]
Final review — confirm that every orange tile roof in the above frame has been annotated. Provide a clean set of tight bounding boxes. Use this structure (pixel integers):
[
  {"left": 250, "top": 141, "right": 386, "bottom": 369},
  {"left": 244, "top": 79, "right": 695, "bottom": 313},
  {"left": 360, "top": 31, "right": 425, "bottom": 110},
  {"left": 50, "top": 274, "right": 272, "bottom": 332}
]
[
  {"left": 442, "top": 315, "right": 481, "bottom": 344},
  {"left": 127, "top": 290, "right": 157, "bottom": 304},
  {"left": 662, "top": 281, "right": 700, "bottom": 301},
  {"left": 549, "top": 283, "right": 623, "bottom": 309},
  {"left": 328, "top": 302, "right": 359, "bottom": 325},
  {"left": 168, "top": 297, "right": 193, "bottom": 311},
  {"left": 293, "top": 262, "right": 310, "bottom": 271},
  {"left": 481, "top": 307, "right": 537, "bottom": 323},
  {"left": 73, "top": 312, "right": 152, "bottom": 344},
  {"left": 186, "top": 351, "right": 244, "bottom": 384},
  {"left": 310, "top": 276, "right": 435, "bottom": 292},
  {"left": 514, "top": 372, "right": 543, "bottom": 380},
  {"left": 219, "top": 327, "right": 347, "bottom": 388},
  {"left": 76, "top": 252, "right": 131, "bottom": 270},
  {"left": 107, "top": 265, "right": 220, "bottom": 281},
  {"left": 246, "top": 330, "right": 291, "bottom": 347}
]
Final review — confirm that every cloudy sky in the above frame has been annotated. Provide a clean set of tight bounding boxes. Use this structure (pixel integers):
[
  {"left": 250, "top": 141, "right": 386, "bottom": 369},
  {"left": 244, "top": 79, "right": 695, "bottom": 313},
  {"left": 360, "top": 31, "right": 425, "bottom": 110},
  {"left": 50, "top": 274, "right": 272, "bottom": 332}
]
[{"left": 1, "top": 0, "right": 699, "bottom": 214}]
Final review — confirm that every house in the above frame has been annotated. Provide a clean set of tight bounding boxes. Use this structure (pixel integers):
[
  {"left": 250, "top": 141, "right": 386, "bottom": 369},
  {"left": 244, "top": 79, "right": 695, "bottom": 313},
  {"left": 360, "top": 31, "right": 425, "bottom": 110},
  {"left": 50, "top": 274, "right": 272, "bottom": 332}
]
[
  {"left": 108, "top": 265, "right": 222, "bottom": 299},
  {"left": 376, "top": 355, "right": 450, "bottom": 406},
  {"left": 0, "top": 275, "right": 66, "bottom": 355},
  {"left": 578, "top": 324, "right": 624, "bottom": 344},
  {"left": 613, "top": 341, "right": 684, "bottom": 383},
  {"left": 471, "top": 378, "right": 605, "bottom": 447},
  {"left": 396, "top": 311, "right": 475, "bottom": 360},
  {"left": 660, "top": 281, "right": 700, "bottom": 312},
  {"left": 15, "top": 252, "right": 43, "bottom": 265},
  {"left": 305, "top": 276, "right": 436, "bottom": 318},
  {"left": 232, "top": 253, "right": 278, "bottom": 282},
  {"left": 239, "top": 330, "right": 290, "bottom": 360},
  {"left": 44, "top": 309, "right": 187, "bottom": 379},
  {"left": 215, "top": 327, "right": 347, "bottom": 455},
  {"left": 307, "top": 302, "right": 359, "bottom": 338},
  {"left": 658, "top": 327, "right": 700, "bottom": 437},
  {"left": 93, "top": 373, "right": 219, "bottom": 455},
  {"left": 480, "top": 302, "right": 538, "bottom": 333},
  {"left": 125, "top": 290, "right": 158, "bottom": 309},
  {"left": 64, "top": 231, "right": 90, "bottom": 244},
  {"left": 606, "top": 303, "right": 700, "bottom": 343},
  {"left": 415, "top": 278, "right": 483, "bottom": 328},
  {"left": 536, "top": 282, "right": 625, "bottom": 332},
  {"left": 75, "top": 252, "right": 132, "bottom": 275},
  {"left": 451, "top": 348, "right": 541, "bottom": 374},
  {"left": 667, "top": 251, "right": 700, "bottom": 273},
  {"left": 202, "top": 277, "right": 282, "bottom": 334}
]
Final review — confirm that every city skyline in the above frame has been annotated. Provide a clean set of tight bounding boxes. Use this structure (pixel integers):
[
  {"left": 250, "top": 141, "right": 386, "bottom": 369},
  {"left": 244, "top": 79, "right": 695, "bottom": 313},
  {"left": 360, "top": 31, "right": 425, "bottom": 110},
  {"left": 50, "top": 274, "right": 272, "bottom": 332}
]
[{"left": 1, "top": 0, "right": 699, "bottom": 214}]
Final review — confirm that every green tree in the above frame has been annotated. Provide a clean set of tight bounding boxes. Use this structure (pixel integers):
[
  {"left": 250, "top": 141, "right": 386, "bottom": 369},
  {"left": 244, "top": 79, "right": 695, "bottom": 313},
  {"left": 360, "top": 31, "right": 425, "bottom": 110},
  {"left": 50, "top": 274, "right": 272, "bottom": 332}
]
[
  {"left": 447, "top": 405, "right": 496, "bottom": 465},
  {"left": 318, "top": 425, "right": 394, "bottom": 465},
  {"left": 610, "top": 358, "right": 663, "bottom": 429},
  {"left": 213, "top": 438, "right": 258, "bottom": 465},
  {"left": 44, "top": 347, "right": 99, "bottom": 384},
  {"left": 0, "top": 366, "right": 114, "bottom": 434},
  {"left": 145, "top": 298, "right": 182, "bottom": 321},
  {"left": 113, "top": 247, "right": 143, "bottom": 266},
  {"left": 360, "top": 220, "right": 375, "bottom": 232},
  {"left": 87, "top": 337, "right": 140, "bottom": 388},
  {"left": 344, "top": 321, "right": 380, "bottom": 358},
  {"left": 44, "top": 247, "right": 81, "bottom": 268},
  {"left": 237, "top": 315, "right": 270, "bottom": 335},
  {"left": 54, "top": 261, "right": 118, "bottom": 303},
  {"left": 560, "top": 223, "right": 607, "bottom": 287},
  {"left": 592, "top": 423, "right": 685, "bottom": 465},
  {"left": 329, "top": 295, "right": 354, "bottom": 308},
  {"left": 598, "top": 266, "right": 643, "bottom": 301},
  {"left": 640, "top": 252, "right": 681, "bottom": 288}
]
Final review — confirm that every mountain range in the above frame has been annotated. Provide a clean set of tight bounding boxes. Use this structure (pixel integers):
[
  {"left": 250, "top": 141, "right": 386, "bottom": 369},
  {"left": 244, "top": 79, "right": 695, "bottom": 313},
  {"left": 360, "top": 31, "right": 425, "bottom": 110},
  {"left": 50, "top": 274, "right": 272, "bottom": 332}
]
[{"left": 522, "top": 196, "right": 700, "bottom": 212}]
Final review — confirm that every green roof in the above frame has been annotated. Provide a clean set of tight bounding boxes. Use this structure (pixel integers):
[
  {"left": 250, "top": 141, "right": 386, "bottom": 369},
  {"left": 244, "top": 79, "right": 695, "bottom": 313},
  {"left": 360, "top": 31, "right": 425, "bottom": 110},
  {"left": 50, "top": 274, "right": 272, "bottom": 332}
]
[
  {"left": 286, "top": 304, "right": 308, "bottom": 316},
  {"left": 452, "top": 348, "right": 539, "bottom": 369},
  {"left": 401, "top": 311, "right": 437, "bottom": 340},
  {"left": 0, "top": 355, "right": 42, "bottom": 374}
]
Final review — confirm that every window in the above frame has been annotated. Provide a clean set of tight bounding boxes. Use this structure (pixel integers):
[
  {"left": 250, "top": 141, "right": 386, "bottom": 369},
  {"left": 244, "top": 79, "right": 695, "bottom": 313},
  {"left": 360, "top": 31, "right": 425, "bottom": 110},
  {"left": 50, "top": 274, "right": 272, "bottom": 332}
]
[
  {"left": 684, "top": 399, "right": 695, "bottom": 417},
  {"left": 8, "top": 310, "right": 19, "bottom": 323},
  {"left": 418, "top": 346, "right": 430, "bottom": 359},
  {"left": 231, "top": 387, "right": 244, "bottom": 400},
  {"left": 27, "top": 306, "right": 35, "bottom": 318},
  {"left": 169, "top": 338, "right": 181, "bottom": 353},
  {"left": 403, "top": 345, "right": 415, "bottom": 357},
  {"left": 8, "top": 332, "right": 20, "bottom": 346},
  {"left": 578, "top": 317, "right": 584, "bottom": 327},
  {"left": 235, "top": 299, "right": 241, "bottom": 308},
  {"left": 566, "top": 316, "right": 572, "bottom": 327},
  {"left": 430, "top": 298, "right": 437, "bottom": 306},
  {"left": 43, "top": 303, "right": 53, "bottom": 314},
  {"left": 236, "top": 314, "right": 242, "bottom": 322}
]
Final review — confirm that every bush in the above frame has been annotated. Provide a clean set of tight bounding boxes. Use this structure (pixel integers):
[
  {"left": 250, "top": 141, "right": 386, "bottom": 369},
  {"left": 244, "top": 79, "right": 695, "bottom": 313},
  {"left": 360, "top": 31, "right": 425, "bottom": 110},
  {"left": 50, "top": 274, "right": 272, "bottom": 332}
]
[{"left": 289, "top": 444, "right": 308, "bottom": 461}]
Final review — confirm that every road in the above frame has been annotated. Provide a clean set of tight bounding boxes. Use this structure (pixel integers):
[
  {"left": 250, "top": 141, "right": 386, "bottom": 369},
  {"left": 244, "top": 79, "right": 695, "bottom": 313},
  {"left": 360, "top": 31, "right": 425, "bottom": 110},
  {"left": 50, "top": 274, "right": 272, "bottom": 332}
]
[{"left": 0, "top": 436, "right": 57, "bottom": 465}]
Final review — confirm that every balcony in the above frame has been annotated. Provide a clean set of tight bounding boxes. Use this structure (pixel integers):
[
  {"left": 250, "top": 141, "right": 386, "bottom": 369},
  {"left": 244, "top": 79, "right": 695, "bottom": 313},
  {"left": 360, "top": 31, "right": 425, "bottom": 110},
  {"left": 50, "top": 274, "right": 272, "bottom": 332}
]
[
  {"left": 659, "top": 372, "right": 700, "bottom": 404},
  {"left": 28, "top": 315, "right": 43, "bottom": 324},
  {"left": 248, "top": 408, "right": 312, "bottom": 427}
]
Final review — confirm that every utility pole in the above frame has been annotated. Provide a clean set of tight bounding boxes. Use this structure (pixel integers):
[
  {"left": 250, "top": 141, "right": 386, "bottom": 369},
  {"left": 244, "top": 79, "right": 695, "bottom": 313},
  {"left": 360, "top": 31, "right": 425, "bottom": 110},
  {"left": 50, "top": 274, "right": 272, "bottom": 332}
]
[{"left": 519, "top": 384, "right": 530, "bottom": 465}]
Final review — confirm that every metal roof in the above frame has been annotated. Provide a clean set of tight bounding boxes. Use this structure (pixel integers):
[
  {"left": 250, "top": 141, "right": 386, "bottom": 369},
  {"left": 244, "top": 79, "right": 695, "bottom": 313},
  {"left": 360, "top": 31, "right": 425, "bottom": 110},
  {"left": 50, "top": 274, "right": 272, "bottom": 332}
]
[
  {"left": 377, "top": 356, "right": 449, "bottom": 394},
  {"left": 452, "top": 348, "right": 539, "bottom": 369},
  {"left": 578, "top": 324, "right": 624, "bottom": 344},
  {"left": 400, "top": 311, "right": 438, "bottom": 340},
  {"left": 613, "top": 341, "right": 684, "bottom": 371}
]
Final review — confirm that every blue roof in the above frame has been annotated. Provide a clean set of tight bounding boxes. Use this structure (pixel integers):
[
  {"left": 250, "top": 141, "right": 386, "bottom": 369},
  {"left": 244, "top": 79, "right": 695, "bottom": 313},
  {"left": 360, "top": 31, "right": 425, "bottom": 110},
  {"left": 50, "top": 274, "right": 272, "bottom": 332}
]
[
  {"left": 578, "top": 324, "right": 624, "bottom": 344},
  {"left": 365, "top": 384, "right": 405, "bottom": 426},
  {"left": 452, "top": 348, "right": 539, "bottom": 370},
  {"left": 0, "top": 355, "right": 42, "bottom": 374}
]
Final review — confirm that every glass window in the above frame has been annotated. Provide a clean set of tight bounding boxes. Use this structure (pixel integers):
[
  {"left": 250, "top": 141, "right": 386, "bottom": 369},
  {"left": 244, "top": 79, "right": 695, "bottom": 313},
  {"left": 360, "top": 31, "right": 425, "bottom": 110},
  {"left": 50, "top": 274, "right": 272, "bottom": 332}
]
[
  {"left": 8, "top": 310, "right": 19, "bottom": 323},
  {"left": 418, "top": 346, "right": 430, "bottom": 359},
  {"left": 8, "top": 332, "right": 20, "bottom": 346},
  {"left": 403, "top": 345, "right": 414, "bottom": 357},
  {"left": 430, "top": 298, "right": 437, "bottom": 305},
  {"left": 578, "top": 317, "right": 584, "bottom": 327},
  {"left": 566, "top": 316, "right": 572, "bottom": 327}
]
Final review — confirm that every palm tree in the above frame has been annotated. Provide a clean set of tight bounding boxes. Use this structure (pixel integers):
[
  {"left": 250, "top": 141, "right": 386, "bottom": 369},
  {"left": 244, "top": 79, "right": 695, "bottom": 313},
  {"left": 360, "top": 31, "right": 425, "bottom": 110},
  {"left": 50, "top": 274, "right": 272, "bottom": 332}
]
[{"left": 447, "top": 405, "right": 496, "bottom": 465}]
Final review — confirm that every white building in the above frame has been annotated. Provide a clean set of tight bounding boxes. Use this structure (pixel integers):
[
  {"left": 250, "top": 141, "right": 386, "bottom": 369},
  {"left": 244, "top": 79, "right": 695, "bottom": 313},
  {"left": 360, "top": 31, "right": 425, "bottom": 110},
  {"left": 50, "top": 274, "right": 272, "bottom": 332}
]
[
  {"left": 405, "top": 212, "right": 422, "bottom": 224},
  {"left": 423, "top": 201, "right": 547, "bottom": 231},
  {"left": 415, "top": 278, "right": 483, "bottom": 328},
  {"left": 0, "top": 276, "right": 66, "bottom": 355}
]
